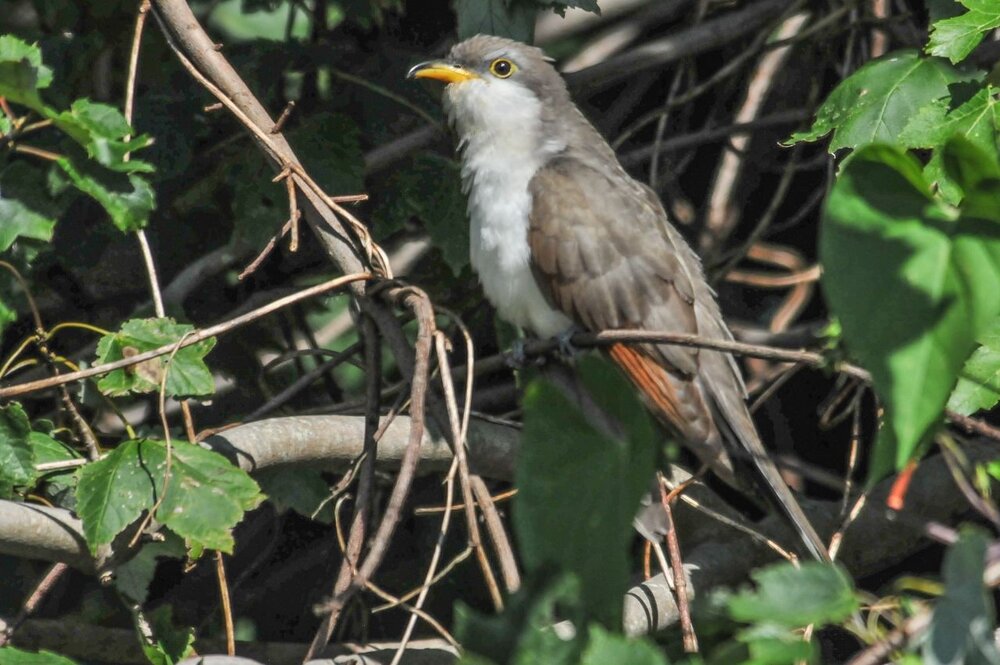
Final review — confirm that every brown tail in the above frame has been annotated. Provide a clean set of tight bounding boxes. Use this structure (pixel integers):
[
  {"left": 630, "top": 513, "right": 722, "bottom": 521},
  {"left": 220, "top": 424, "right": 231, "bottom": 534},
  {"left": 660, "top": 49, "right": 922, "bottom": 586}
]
[{"left": 608, "top": 342, "right": 830, "bottom": 562}]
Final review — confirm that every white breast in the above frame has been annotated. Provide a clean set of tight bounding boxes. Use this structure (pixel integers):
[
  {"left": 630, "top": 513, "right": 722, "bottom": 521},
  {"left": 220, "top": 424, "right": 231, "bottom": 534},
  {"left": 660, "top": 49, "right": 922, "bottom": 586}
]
[{"left": 445, "top": 78, "right": 573, "bottom": 339}]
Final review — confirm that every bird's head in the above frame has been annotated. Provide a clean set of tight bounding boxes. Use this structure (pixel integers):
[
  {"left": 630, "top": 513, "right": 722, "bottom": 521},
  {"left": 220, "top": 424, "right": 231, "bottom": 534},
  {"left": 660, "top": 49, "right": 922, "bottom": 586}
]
[{"left": 407, "top": 35, "right": 572, "bottom": 153}]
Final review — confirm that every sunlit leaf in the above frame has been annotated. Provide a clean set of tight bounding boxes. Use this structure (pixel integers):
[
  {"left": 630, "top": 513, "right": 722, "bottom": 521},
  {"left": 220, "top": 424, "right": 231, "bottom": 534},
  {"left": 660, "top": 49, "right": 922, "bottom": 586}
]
[
  {"left": 95, "top": 318, "right": 216, "bottom": 398},
  {"left": 821, "top": 140, "right": 1000, "bottom": 478},
  {"left": 787, "top": 51, "right": 978, "bottom": 152}
]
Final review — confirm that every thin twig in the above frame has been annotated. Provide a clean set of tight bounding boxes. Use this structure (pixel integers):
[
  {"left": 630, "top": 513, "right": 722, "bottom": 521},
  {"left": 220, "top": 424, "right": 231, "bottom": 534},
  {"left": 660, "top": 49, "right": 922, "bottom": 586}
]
[
  {"left": 390, "top": 456, "right": 460, "bottom": 665},
  {"left": 214, "top": 552, "right": 235, "bottom": 656},
  {"left": 658, "top": 473, "right": 698, "bottom": 653},
  {"left": 305, "top": 316, "right": 382, "bottom": 659},
  {"left": 434, "top": 330, "right": 503, "bottom": 610},
  {"left": 0, "top": 563, "right": 68, "bottom": 647},
  {"left": 312, "top": 289, "right": 435, "bottom": 641},
  {"left": 0, "top": 273, "right": 372, "bottom": 399}
]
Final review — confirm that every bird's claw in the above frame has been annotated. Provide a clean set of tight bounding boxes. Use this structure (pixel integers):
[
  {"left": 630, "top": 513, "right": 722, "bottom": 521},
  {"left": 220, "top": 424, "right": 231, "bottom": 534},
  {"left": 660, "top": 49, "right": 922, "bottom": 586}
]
[
  {"left": 504, "top": 338, "right": 529, "bottom": 369},
  {"left": 554, "top": 325, "right": 581, "bottom": 361}
]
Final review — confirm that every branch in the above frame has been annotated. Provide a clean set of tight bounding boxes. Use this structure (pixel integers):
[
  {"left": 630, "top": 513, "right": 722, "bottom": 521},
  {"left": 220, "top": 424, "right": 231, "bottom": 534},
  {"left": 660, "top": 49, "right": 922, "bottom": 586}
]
[
  {"left": 4, "top": 617, "right": 457, "bottom": 665},
  {"left": 623, "top": 440, "right": 999, "bottom": 635},
  {"left": 0, "top": 273, "right": 372, "bottom": 400},
  {"left": 566, "top": 0, "right": 789, "bottom": 91}
]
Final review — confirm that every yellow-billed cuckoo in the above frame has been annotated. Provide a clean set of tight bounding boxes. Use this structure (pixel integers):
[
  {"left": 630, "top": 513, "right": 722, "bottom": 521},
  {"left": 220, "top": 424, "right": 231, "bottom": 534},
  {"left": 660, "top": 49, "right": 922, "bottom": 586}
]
[{"left": 408, "top": 35, "right": 828, "bottom": 561}]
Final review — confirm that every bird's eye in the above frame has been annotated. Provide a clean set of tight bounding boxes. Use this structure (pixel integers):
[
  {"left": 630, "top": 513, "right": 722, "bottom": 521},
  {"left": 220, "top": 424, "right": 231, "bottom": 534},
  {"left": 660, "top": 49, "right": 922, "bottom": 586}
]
[{"left": 489, "top": 58, "right": 515, "bottom": 79}]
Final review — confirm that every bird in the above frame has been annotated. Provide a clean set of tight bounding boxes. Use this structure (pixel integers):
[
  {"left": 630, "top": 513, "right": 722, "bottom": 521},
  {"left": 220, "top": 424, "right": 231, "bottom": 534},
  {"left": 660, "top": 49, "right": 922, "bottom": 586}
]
[{"left": 407, "top": 35, "right": 829, "bottom": 562}]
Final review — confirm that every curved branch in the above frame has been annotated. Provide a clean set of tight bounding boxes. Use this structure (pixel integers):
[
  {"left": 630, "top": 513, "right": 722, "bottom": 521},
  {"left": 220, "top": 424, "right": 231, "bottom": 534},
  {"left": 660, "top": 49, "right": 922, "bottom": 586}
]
[
  {"left": 0, "top": 415, "right": 518, "bottom": 572},
  {"left": 623, "top": 440, "right": 998, "bottom": 635}
]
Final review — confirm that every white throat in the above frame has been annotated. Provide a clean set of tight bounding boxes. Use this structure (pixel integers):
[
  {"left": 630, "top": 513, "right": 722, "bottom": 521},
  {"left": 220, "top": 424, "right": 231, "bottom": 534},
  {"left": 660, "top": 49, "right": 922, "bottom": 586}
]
[{"left": 445, "top": 78, "right": 573, "bottom": 338}]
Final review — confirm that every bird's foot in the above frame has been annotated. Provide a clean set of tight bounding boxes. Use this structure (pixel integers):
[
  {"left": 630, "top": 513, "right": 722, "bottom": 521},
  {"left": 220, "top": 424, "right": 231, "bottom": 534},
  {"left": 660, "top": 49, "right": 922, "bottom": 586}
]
[
  {"left": 554, "top": 325, "right": 582, "bottom": 362},
  {"left": 504, "top": 338, "right": 530, "bottom": 369}
]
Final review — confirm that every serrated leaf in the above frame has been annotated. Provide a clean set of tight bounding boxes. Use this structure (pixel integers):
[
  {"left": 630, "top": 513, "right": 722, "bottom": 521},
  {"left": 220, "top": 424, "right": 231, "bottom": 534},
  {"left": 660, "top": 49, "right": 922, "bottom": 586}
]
[
  {"left": 76, "top": 438, "right": 263, "bottom": 554},
  {"left": 156, "top": 440, "right": 264, "bottom": 552},
  {"left": 928, "top": 0, "right": 1000, "bottom": 64},
  {"left": 514, "top": 355, "right": 656, "bottom": 628},
  {"left": 53, "top": 99, "right": 154, "bottom": 173},
  {"left": 455, "top": 0, "right": 537, "bottom": 42},
  {"left": 924, "top": 528, "right": 1000, "bottom": 665},
  {"left": 949, "top": 316, "right": 1000, "bottom": 414},
  {"left": 0, "top": 35, "right": 53, "bottom": 113},
  {"left": 30, "top": 430, "right": 81, "bottom": 504},
  {"left": 787, "top": 51, "right": 978, "bottom": 152},
  {"left": 256, "top": 467, "right": 333, "bottom": 521},
  {"left": 0, "top": 648, "right": 78, "bottom": 665},
  {"left": 579, "top": 625, "right": 667, "bottom": 665},
  {"left": 136, "top": 605, "right": 195, "bottom": 665},
  {"left": 821, "top": 141, "right": 1000, "bottom": 479},
  {"left": 902, "top": 86, "right": 1000, "bottom": 204},
  {"left": 115, "top": 536, "right": 186, "bottom": 604},
  {"left": 55, "top": 158, "right": 155, "bottom": 232},
  {"left": 95, "top": 318, "right": 216, "bottom": 398},
  {"left": 456, "top": 572, "right": 586, "bottom": 665},
  {"left": 0, "top": 403, "right": 37, "bottom": 499},
  {"left": 736, "top": 623, "right": 816, "bottom": 665},
  {"left": 0, "top": 198, "right": 56, "bottom": 252},
  {"left": 728, "top": 562, "right": 858, "bottom": 627}
]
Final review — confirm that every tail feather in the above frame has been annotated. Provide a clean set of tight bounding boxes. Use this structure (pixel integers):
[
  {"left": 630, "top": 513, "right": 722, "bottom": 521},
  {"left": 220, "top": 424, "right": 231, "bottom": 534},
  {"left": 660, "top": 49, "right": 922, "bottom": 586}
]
[{"left": 608, "top": 342, "right": 830, "bottom": 562}]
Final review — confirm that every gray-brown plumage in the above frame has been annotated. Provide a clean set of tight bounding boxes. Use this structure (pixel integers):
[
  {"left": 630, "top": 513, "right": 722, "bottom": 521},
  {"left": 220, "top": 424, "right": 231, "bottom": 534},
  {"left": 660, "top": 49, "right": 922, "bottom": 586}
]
[{"left": 409, "top": 35, "right": 829, "bottom": 561}]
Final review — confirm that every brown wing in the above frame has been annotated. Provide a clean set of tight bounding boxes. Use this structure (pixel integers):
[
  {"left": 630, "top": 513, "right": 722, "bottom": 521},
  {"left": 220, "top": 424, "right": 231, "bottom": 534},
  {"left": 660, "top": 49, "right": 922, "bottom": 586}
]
[
  {"left": 527, "top": 156, "right": 725, "bottom": 463},
  {"left": 527, "top": 156, "right": 829, "bottom": 561}
]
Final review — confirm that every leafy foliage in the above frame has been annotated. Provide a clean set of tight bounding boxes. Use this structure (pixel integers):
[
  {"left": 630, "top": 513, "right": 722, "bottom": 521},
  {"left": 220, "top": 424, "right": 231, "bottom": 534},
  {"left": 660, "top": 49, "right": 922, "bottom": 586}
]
[
  {"left": 928, "top": 0, "right": 1000, "bottom": 63},
  {"left": 75, "top": 438, "right": 263, "bottom": 556},
  {"left": 94, "top": 318, "right": 216, "bottom": 398},
  {"left": 0, "top": 648, "right": 78, "bottom": 665},
  {"left": 924, "top": 529, "right": 1000, "bottom": 664},
  {"left": 821, "top": 139, "right": 1000, "bottom": 477},
  {"left": 0, "top": 402, "right": 37, "bottom": 499},
  {"left": 787, "top": 51, "right": 978, "bottom": 152},
  {"left": 949, "top": 316, "right": 1000, "bottom": 415},
  {"left": 0, "top": 37, "right": 155, "bottom": 232},
  {"left": 728, "top": 562, "right": 858, "bottom": 627}
]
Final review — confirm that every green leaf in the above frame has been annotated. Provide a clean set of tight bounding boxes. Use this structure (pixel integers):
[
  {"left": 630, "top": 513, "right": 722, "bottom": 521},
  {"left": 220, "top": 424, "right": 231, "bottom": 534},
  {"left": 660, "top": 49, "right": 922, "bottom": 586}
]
[
  {"left": 728, "top": 562, "right": 858, "bottom": 627},
  {"left": 735, "top": 624, "right": 815, "bottom": 665},
  {"left": 579, "top": 625, "right": 668, "bottom": 665},
  {"left": 900, "top": 86, "right": 1000, "bottom": 204},
  {"left": 95, "top": 318, "right": 216, "bottom": 398},
  {"left": 821, "top": 141, "right": 1000, "bottom": 478},
  {"left": 949, "top": 316, "right": 1000, "bottom": 414},
  {"left": 0, "top": 648, "right": 78, "bottom": 665},
  {"left": 53, "top": 99, "right": 154, "bottom": 173},
  {"left": 115, "top": 536, "right": 185, "bottom": 604},
  {"left": 75, "top": 438, "right": 263, "bottom": 554},
  {"left": 55, "top": 158, "right": 155, "bottom": 233},
  {"left": 0, "top": 403, "right": 37, "bottom": 499},
  {"left": 456, "top": 572, "right": 586, "bottom": 665},
  {"left": 928, "top": 0, "right": 1000, "bottom": 64},
  {"left": 256, "top": 467, "right": 333, "bottom": 521},
  {"left": 136, "top": 606, "right": 196, "bottom": 665},
  {"left": 0, "top": 198, "right": 56, "bottom": 252},
  {"left": 75, "top": 439, "right": 159, "bottom": 552},
  {"left": 0, "top": 35, "right": 53, "bottom": 113},
  {"left": 924, "top": 528, "right": 1000, "bottom": 665},
  {"left": 514, "top": 355, "right": 657, "bottom": 628},
  {"left": 376, "top": 154, "right": 469, "bottom": 275},
  {"left": 455, "top": 0, "right": 538, "bottom": 42},
  {"left": 787, "top": 50, "right": 978, "bottom": 151},
  {"left": 157, "top": 440, "right": 264, "bottom": 553},
  {"left": 30, "top": 430, "right": 81, "bottom": 504}
]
